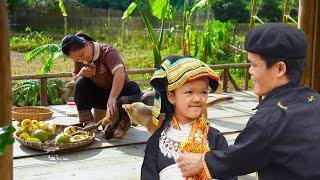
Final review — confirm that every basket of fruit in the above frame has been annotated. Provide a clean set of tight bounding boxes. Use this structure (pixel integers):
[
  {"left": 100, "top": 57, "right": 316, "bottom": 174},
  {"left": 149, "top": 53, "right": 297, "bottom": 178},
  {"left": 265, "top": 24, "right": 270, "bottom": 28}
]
[
  {"left": 12, "top": 106, "right": 53, "bottom": 122},
  {"left": 14, "top": 119, "right": 95, "bottom": 152}
]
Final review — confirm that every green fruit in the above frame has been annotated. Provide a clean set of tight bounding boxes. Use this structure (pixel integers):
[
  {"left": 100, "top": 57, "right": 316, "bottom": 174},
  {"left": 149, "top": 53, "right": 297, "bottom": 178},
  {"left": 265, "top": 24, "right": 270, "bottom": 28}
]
[
  {"left": 30, "top": 129, "right": 49, "bottom": 142},
  {"left": 54, "top": 133, "right": 70, "bottom": 145},
  {"left": 26, "top": 137, "right": 41, "bottom": 143}
]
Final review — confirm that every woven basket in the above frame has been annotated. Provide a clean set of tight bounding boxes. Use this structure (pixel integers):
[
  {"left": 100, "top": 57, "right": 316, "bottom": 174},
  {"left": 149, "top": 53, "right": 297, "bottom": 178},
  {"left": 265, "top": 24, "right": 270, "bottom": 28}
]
[
  {"left": 12, "top": 106, "right": 53, "bottom": 122},
  {"left": 15, "top": 125, "right": 95, "bottom": 152}
]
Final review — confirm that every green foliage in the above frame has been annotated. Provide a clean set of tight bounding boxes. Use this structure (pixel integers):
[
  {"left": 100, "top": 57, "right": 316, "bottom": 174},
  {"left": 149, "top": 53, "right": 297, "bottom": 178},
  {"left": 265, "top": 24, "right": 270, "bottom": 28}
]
[
  {"left": 213, "top": 0, "right": 250, "bottom": 23},
  {"left": 258, "top": 0, "right": 282, "bottom": 22},
  {"left": 10, "top": 27, "right": 53, "bottom": 52},
  {"left": 0, "top": 125, "right": 15, "bottom": 156},
  {"left": 190, "top": 20, "right": 242, "bottom": 64},
  {"left": 12, "top": 79, "right": 64, "bottom": 106},
  {"left": 24, "top": 43, "right": 65, "bottom": 73}
]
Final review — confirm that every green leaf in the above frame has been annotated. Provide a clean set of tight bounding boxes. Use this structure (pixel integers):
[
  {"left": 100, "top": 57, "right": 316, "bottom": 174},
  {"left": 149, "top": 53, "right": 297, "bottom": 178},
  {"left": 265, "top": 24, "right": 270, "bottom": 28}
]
[
  {"left": 190, "top": 0, "right": 207, "bottom": 17},
  {"left": 0, "top": 125, "right": 15, "bottom": 156},
  {"left": 149, "top": 0, "right": 172, "bottom": 20},
  {"left": 58, "top": 0, "right": 67, "bottom": 17},
  {"left": 122, "top": 2, "right": 137, "bottom": 20}
]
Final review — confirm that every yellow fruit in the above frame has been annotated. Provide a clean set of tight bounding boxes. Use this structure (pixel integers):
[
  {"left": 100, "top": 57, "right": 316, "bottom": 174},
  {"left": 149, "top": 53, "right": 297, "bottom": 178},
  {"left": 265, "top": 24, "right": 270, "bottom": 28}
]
[
  {"left": 63, "top": 126, "right": 77, "bottom": 135},
  {"left": 31, "top": 120, "right": 39, "bottom": 127},
  {"left": 19, "top": 132, "right": 30, "bottom": 140},
  {"left": 54, "top": 133, "right": 70, "bottom": 145},
  {"left": 15, "top": 129, "right": 24, "bottom": 137},
  {"left": 26, "top": 137, "right": 41, "bottom": 143},
  {"left": 30, "top": 129, "right": 49, "bottom": 142},
  {"left": 38, "top": 122, "right": 49, "bottom": 131},
  {"left": 21, "top": 119, "right": 32, "bottom": 128}
]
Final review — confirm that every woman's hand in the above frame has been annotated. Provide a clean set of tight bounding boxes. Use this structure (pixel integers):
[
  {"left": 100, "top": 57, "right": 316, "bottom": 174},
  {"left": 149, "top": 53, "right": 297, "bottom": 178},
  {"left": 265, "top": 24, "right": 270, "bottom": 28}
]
[
  {"left": 79, "top": 66, "right": 94, "bottom": 77},
  {"left": 107, "top": 97, "right": 117, "bottom": 117}
]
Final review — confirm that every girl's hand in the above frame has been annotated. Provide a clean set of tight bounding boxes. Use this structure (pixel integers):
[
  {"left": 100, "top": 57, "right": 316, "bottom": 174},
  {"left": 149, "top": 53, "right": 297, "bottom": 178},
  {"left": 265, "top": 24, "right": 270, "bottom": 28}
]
[{"left": 80, "top": 67, "right": 94, "bottom": 77}]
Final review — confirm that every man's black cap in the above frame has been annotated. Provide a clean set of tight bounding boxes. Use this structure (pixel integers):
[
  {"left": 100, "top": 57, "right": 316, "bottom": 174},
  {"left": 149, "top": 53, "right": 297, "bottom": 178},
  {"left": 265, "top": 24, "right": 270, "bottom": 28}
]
[{"left": 244, "top": 23, "right": 308, "bottom": 59}]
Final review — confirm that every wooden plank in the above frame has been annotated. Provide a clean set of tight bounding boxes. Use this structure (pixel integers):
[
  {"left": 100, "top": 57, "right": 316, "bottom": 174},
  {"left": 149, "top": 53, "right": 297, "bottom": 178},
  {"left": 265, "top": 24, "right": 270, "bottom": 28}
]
[
  {"left": 0, "top": 2, "right": 13, "bottom": 180},
  {"left": 40, "top": 78, "right": 48, "bottom": 106},
  {"left": 299, "top": 0, "right": 317, "bottom": 87}
]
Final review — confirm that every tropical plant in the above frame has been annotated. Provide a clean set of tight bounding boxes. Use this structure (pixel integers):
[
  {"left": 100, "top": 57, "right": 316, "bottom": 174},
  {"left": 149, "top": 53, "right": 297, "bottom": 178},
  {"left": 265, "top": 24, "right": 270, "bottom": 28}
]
[
  {"left": 190, "top": 20, "right": 240, "bottom": 64},
  {"left": 122, "top": 0, "right": 172, "bottom": 68},
  {"left": 182, "top": 0, "right": 216, "bottom": 56},
  {"left": 0, "top": 125, "right": 15, "bottom": 156},
  {"left": 24, "top": 43, "right": 65, "bottom": 73},
  {"left": 12, "top": 79, "right": 64, "bottom": 106}
]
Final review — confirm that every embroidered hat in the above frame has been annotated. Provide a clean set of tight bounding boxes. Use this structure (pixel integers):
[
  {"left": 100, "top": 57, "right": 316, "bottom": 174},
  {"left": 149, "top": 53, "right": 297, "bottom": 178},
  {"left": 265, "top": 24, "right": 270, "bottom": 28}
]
[
  {"left": 244, "top": 23, "right": 308, "bottom": 59},
  {"left": 150, "top": 56, "right": 220, "bottom": 120}
]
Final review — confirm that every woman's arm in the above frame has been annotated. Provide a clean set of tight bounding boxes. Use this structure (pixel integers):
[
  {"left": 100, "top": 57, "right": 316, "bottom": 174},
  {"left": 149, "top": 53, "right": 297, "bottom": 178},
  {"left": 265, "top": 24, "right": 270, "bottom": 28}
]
[{"left": 107, "top": 67, "right": 125, "bottom": 116}]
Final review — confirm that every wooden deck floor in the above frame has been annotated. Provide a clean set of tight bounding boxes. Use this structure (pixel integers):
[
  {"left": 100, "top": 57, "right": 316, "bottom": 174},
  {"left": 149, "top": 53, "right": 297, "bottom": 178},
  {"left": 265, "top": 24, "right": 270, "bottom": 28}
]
[{"left": 13, "top": 91, "right": 259, "bottom": 180}]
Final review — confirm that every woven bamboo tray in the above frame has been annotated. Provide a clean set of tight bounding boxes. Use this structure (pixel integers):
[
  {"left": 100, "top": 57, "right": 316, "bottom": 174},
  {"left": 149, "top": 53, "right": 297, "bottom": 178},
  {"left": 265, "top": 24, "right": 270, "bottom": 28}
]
[
  {"left": 12, "top": 106, "right": 53, "bottom": 122},
  {"left": 15, "top": 125, "right": 95, "bottom": 152}
]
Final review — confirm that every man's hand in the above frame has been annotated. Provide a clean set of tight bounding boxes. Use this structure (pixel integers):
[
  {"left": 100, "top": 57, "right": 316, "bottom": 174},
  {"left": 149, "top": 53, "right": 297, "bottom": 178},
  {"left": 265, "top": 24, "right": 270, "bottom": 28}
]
[
  {"left": 177, "top": 152, "right": 204, "bottom": 177},
  {"left": 107, "top": 97, "right": 117, "bottom": 117},
  {"left": 80, "top": 66, "right": 94, "bottom": 77}
]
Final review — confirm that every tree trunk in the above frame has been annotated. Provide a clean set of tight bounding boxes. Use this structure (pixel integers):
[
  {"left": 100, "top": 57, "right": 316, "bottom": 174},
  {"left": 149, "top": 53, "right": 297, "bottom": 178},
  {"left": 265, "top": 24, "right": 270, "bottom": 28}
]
[
  {"left": 299, "top": 0, "right": 320, "bottom": 92},
  {"left": 0, "top": 2, "right": 13, "bottom": 180}
]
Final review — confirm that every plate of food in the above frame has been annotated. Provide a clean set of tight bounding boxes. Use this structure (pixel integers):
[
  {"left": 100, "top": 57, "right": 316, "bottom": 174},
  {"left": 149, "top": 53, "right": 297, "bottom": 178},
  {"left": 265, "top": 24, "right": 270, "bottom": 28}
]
[{"left": 14, "top": 119, "right": 95, "bottom": 152}]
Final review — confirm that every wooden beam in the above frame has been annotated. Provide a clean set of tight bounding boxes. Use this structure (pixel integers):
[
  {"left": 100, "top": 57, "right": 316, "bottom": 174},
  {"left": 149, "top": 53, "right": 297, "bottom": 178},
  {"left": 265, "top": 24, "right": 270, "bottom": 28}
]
[
  {"left": 299, "top": 0, "right": 320, "bottom": 92},
  {"left": 227, "top": 71, "right": 241, "bottom": 91},
  {"left": 0, "top": 2, "right": 13, "bottom": 180},
  {"left": 311, "top": 1, "right": 320, "bottom": 92}
]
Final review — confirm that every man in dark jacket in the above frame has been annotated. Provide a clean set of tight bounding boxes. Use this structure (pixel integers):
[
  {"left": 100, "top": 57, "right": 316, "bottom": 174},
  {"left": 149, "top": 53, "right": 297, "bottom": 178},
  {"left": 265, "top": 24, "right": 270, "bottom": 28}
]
[{"left": 177, "top": 23, "right": 320, "bottom": 179}]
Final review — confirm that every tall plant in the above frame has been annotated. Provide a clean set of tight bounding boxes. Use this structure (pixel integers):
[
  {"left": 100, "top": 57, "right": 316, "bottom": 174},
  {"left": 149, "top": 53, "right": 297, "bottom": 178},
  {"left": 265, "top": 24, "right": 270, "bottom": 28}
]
[
  {"left": 182, "top": 0, "right": 216, "bottom": 56},
  {"left": 24, "top": 0, "right": 67, "bottom": 73},
  {"left": 122, "top": 0, "right": 172, "bottom": 68},
  {"left": 249, "top": 0, "right": 264, "bottom": 30},
  {"left": 282, "top": 0, "right": 298, "bottom": 24}
]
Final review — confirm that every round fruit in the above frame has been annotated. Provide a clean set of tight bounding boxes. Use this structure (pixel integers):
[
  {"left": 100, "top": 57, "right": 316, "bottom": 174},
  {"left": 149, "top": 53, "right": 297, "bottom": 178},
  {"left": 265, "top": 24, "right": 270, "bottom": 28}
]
[
  {"left": 26, "top": 137, "right": 41, "bottom": 143},
  {"left": 38, "top": 122, "right": 49, "bottom": 131},
  {"left": 54, "top": 133, "right": 70, "bottom": 145},
  {"left": 30, "top": 129, "right": 49, "bottom": 142},
  {"left": 21, "top": 119, "right": 32, "bottom": 128},
  {"left": 19, "top": 132, "right": 30, "bottom": 140},
  {"left": 31, "top": 120, "right": 39, "bottom": 127}
]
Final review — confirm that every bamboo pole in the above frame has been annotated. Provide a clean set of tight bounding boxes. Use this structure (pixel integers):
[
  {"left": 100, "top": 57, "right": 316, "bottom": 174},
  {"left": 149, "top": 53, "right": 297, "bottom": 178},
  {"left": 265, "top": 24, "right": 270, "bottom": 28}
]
[{"left": 0, "top": 2, "right": 13, "bottom": 180}]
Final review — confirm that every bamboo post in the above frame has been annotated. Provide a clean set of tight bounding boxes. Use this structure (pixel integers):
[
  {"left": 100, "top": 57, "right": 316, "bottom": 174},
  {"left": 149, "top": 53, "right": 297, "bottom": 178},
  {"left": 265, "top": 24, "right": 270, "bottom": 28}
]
[
  {"left": 40, "top": 78, "right": 48, "bottom": 106},
  {"left": 0, "top": 2, "right": 13, "bottom": 180}
]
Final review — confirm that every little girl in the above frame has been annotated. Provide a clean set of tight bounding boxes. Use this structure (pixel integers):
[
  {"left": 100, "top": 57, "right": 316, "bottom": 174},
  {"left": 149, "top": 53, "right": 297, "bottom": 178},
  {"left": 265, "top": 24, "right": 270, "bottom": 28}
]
[{"left": 141, "top": 56, "right": 236, "bottom": 180}]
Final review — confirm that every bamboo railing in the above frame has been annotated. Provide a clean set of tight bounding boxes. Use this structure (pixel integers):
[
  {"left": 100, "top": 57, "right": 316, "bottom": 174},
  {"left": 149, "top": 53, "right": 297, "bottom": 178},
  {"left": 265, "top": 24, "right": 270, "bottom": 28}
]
[{"left": 12, "top": 63, "right": 251, "bottom": 106}]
